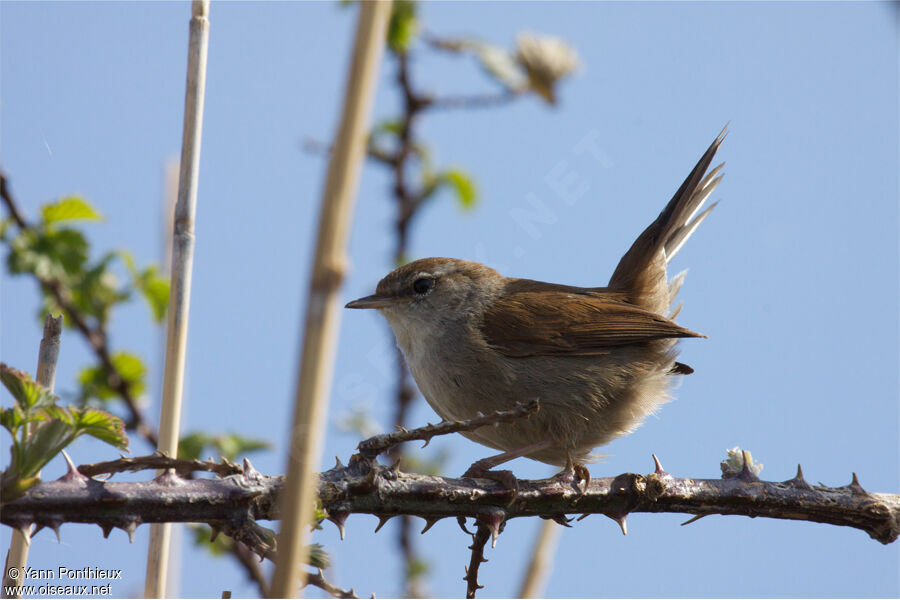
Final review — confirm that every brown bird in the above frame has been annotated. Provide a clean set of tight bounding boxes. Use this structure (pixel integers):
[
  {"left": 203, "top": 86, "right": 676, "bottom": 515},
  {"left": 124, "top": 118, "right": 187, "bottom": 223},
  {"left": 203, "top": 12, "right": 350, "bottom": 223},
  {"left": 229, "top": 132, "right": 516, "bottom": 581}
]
[{"left": 347, "top": 128, "right": 725, "bottom": 485}]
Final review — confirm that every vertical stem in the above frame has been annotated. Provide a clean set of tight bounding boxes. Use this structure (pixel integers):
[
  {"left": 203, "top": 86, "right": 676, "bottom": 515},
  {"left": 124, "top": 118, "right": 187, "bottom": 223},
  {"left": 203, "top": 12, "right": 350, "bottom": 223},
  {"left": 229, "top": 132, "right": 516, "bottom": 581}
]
[
  {"left": 269, "top": 2, "right": 391, "bottom": 598},
  {"left": 144, "top": 2, "right": 210, "bottom": 597},
  {"left": 2, "top": 315, "right": 63, "bottom": 598}
]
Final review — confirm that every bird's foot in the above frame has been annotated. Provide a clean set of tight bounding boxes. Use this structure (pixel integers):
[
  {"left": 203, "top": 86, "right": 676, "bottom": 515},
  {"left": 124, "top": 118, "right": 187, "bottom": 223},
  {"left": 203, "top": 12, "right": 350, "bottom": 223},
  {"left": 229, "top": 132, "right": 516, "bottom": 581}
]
[
  {"left": 552, "top": 457, "right": 590, "bottom": 493},
  {"left": 463, "top": 460, "right": 519, "bottom": 498}
]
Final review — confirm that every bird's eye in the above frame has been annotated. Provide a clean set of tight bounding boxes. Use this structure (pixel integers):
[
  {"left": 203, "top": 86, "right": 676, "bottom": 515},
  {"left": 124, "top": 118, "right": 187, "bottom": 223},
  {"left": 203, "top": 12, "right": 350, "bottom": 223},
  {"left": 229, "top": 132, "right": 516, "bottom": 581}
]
[{"left": 412, "top": 277, "right": 433, "bottom": 295}]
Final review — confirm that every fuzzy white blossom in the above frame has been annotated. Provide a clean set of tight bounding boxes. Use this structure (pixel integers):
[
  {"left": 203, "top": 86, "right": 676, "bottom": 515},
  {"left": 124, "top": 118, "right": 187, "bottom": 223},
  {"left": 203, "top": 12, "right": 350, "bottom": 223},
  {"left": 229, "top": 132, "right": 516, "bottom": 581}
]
[{"left": 515, "top": 33, "right": 580, "bottom": 103}]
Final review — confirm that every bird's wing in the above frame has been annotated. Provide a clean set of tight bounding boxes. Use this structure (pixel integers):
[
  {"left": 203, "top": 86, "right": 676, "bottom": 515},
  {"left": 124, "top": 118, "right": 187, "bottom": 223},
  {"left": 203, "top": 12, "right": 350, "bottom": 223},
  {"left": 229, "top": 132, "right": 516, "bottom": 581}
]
[{"left": 480, "top": 290, "right": 704, "bottom": 358}]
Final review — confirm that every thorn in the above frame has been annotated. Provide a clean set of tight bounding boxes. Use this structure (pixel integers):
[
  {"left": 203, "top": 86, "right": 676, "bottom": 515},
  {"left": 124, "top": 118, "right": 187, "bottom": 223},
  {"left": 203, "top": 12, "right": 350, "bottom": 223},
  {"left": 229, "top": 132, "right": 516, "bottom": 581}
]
[
  {"left": 652, "top": 454, "right": 668, "bottom": 476},
  {"left": 681, "top": 514, "right": 707, "bottom": 526},
  {"left": 50, "top": 522, "right": 61, "bottom": 543},
  {"left": 334, "top": 456, "right": 345, "bottom": 470},
  {"left": 242, "top": 458, "right": 261, "bottom": 482},
  {"left": 848, "top": 472, "right": 867, "bottom": 495},
  {"left": 605, "top": 513, "right": 627, "bottom": 535},
  {"left": 549, "top": 515, "right": 573, "bottom": 528},
  {"left": 394, "top": 425, "right": 408, "bottom": 433},
  {"left": 476, "top": 508, "right": 506, "bottom": 548},
  {"left": 420, "top": 517, "right": 441, "bottom": 534},
  {"left": 122, "top": 520, "right": 138, "bottom": 543},
  {"left": 328, "top": 510, "right": 349, "bottom": 540},
  {"left": 210, "top": 526, "right": 221, "bottom": 543},
  {"left": 737, "top": 450, "right": 759, "bottom": 482},
  {"left": 100, "top": 523, "right": 113, "bottom": 539},
  {"left": 58, "top": 450, "right": 88, "bottom": 483},
  {"left": 784, "top": 464, "right": 812, "bottom": 490},
  {"left": 457, "top": 516, "right": 474, "bottom": 535},
  {"left": 374, "top": 515, "right": 393, "bottom": 533},
  {"left": 15, "top": 523, "right": 33, "bottom": 545},
  {"left": 421, "top": 436, "right": 431, "bottom": 449},
  {"left": 348, "top": 467, "right": 378, "bottom": 494},
  {"left": 576, "top": 513, "right": 590, "bottom": 522}
]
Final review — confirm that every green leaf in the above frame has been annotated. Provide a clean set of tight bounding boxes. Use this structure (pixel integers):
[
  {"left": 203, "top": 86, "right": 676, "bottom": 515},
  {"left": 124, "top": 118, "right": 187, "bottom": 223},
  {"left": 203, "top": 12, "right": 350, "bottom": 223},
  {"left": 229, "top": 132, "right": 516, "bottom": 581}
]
[
  {"left": 69, "top": 251, "right": 129, "bottom": 324},
  {"left": 118, "top": 251, "right": 169, "bottom": 323},
  {"left": 178, "top": 432, "right": 212, "bottom": 461},
  {"left": 52, "top": 405, "right": 129, "bottom": 451},
  {"left": 20, "top": 418, "right": 76, "bottom": 476},
  {"left": 0, "top": 407, "right": 24, "bottom": 435},
  {"left": 407, "top": 557, "right": 430, "bottom": 579},
  {"left": 41, "top": 196, "right": 103, "bottom": 224},
  {"left": 179, "top": 431, "right": 270, "bottom": 462},
  {"left": 441, "top": 168, "right": 478, "bottom": 209},
  {"left": 0, "top": 364, "right": 58, "bottom": 412},
  {"left": 372, "top": 119, "right": 403, "bottom": 137},
  {"left": 77, "top": 352, "right": 147, "bottom": 404},
  {"left": 387, "top": 0, "right": 417, "bottom": 52},
  {"left": 0, "top": 217, "right": 12, "bottom": 240},
  {"left": 7, "top": 227, "right": 89, "bottom": 280},
  {"left": 135, "top": 265, "right": 170, "bottom": 323},
  {"left": 191, "top": 524, "right": 231, "bottom": 556}
]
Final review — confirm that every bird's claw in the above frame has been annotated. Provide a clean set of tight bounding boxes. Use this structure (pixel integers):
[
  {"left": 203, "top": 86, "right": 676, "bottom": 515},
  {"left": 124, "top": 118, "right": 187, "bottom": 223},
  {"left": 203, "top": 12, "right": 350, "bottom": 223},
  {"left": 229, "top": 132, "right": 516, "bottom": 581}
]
[{"left": 463, "top": 463, "right": 519, "bottom": 500}]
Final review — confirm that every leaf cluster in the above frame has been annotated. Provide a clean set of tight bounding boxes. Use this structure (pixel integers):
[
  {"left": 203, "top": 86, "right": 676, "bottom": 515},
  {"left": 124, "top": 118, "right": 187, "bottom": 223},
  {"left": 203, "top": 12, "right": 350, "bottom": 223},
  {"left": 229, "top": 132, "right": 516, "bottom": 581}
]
[
  {"left": 2, "top": 196, "right": 171, "bottom": 413},
  {"left": 3, "top": 196, "right": 169, "bottom": 328},
  {"left": 0, "top": 363, "right": 129, "bottom": 501}
]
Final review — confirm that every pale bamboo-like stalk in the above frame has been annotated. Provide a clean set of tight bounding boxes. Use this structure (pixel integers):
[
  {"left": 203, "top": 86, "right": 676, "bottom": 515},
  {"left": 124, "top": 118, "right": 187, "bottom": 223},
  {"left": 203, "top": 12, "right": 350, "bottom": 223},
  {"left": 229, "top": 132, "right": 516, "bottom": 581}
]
[
  {"left": 2, "top": 314, "right": 63, "bottom": 599},
  {"left": 268, "top": 2, "right": 392, "bottom": 598},
  {"left": 516, "top": 519, "right": 561, "bottom": 598},
  {"left": 144, "top": 2, "right": 210, "bottom": 597}
]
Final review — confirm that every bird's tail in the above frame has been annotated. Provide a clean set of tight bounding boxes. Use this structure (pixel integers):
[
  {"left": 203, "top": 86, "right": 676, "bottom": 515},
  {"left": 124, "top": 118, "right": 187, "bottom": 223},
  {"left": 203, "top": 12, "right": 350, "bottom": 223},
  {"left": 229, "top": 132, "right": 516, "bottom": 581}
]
[{"left": 608, "top": 127, "right": 726, "bottom": 315}]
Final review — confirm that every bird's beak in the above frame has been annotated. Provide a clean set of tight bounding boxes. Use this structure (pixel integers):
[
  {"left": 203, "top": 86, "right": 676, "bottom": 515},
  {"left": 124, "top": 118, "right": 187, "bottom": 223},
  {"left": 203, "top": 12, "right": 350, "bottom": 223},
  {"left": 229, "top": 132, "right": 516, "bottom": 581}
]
[{"left": 345, "top": 294, "right": 406, "bottom": 309}]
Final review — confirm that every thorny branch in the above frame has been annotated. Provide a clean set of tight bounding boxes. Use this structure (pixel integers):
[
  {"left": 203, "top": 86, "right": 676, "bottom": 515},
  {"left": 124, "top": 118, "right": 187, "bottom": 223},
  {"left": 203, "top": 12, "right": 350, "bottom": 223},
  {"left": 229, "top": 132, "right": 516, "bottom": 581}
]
[
  {"left": 463, "top": 524, "right": 491, "bottom": 599},
  {"left": 4, "top": 408, "right": 898, "bottom": 541},
  {"left": 2, "top": 423, "right": 898, "bottom": 600},
  {"left": 0, "top": 172, "right": 159, "bottom": 446},
  {"left": 357, "top": 400, "right": 539, "bottom": 459},
  {"left": 78, "top": 454, "right": 243, "bottom": 478},
  {"left": 6, "top": 454, "right": 897, "bottom": 544}
]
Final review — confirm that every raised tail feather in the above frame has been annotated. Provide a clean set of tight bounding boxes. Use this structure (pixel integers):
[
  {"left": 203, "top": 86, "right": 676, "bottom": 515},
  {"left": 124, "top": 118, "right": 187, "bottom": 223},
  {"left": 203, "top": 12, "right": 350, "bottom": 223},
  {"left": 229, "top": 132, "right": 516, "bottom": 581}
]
[{"left": 609, "top": 126, "right": 726, "bottom": 314}]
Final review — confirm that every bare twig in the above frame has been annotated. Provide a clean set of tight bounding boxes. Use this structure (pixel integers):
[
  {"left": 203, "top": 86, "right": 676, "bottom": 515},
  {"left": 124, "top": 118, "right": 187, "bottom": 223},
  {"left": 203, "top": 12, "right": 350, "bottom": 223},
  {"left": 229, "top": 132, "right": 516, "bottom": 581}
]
[
  {"left": 463, "top": 524, "right": 490, "bottom": 598},
  {"left": 0, "top": 171, "right": 27, "bottom": 228},
  {"left": 357, "top": 400, "right": 539, "bottom": 459},
  {"left": 305, "top": 569, "right": 363, "bottom": 599},
  {"left": 425, "top": 91, "right": 520, "bottom": 110},
  {"left": 78, "top": 454, "right": 242, "bottom": 478}
]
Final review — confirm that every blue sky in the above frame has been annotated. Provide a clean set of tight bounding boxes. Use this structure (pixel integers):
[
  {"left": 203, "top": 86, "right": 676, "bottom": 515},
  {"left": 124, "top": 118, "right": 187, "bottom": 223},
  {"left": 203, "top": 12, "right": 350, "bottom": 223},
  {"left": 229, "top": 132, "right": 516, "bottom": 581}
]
[{"left": 1, "top": 2, "right": 898, "bottom": 598}]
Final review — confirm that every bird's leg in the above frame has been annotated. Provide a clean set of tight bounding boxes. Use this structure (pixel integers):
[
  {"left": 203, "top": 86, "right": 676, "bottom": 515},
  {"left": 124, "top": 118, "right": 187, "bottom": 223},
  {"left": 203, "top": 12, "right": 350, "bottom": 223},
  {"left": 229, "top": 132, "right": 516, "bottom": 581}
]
[
  {"left": 462, "top": 439, "right": 553, "bottom": 496},
  {"left": 551, "top": 451, "right": 591, "bottom": 493}
]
